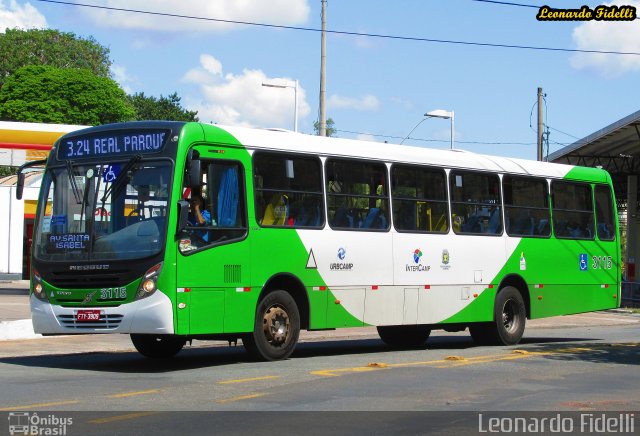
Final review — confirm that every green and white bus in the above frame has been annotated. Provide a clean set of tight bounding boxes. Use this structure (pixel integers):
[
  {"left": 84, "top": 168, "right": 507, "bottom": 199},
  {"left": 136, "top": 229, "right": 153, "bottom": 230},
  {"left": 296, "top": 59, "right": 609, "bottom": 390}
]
[{"left": 17, "top": 121, "right": 620, "bottom": 360}]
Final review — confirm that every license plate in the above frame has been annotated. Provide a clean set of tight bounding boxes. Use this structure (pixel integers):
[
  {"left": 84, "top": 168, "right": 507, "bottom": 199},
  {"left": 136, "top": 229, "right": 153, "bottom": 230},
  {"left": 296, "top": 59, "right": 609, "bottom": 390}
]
[{"left": 76, "top": 310, "right": 101, "bottom": 322}]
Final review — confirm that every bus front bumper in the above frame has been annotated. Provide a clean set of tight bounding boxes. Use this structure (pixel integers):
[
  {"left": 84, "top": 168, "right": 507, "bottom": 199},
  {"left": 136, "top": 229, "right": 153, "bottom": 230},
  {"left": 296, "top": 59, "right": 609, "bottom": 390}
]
[{"left": 30, "top": 290, "right": 175, "bottom": 335}]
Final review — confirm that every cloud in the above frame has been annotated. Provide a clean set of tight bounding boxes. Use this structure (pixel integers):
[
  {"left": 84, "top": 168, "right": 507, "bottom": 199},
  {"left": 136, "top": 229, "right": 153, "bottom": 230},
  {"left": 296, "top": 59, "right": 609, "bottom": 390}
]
[
  {"left": 570, "top": 1, "right": 640, "bottom": 77},
  {"left": 78, "top": 0, "right": 310, "bottom": 32},
  {"left": 183, "top": 54, "right": 310, "bottom": 128},
  {"left": 327, "top": 94, "right": 380, "bottom": 111},
  {"left": 110, "top": 64, "right": 135, "bottom": 93},
  {"left": 0, "top": 0, "right": 47, "bottom": 30}
]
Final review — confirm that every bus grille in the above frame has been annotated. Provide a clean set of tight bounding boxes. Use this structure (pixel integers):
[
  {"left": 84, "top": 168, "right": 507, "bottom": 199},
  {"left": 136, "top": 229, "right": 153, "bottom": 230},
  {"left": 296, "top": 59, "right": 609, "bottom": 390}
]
[
  {"left": 47, "top": 269, "right": 136, "bottom": 289},
  {"left": 57, "top": 314, "right": 124, "bottom": 329}
]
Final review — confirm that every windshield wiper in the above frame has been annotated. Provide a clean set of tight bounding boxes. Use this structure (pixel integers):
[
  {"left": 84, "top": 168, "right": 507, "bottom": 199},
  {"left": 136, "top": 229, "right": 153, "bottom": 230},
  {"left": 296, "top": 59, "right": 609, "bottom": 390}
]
[
  {"left": 101, "top": 154, "right": 143, "bottom": 203},
  {"left": 66, "top": 160, "right": 82, "bottom": 204}
]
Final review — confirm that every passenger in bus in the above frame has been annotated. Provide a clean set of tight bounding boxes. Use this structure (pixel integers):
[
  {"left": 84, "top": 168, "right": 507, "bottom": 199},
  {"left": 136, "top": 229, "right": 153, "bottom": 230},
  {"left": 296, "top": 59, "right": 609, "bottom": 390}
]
[{"left": 188, "top": 194, "right": 212, "bottom": 243}]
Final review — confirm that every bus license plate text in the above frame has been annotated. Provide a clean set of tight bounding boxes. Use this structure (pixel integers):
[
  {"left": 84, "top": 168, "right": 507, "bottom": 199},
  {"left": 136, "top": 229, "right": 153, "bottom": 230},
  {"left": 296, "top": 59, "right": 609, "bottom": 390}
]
[{"left": 76, "top": 310, "right": 100, "bottom": 322}]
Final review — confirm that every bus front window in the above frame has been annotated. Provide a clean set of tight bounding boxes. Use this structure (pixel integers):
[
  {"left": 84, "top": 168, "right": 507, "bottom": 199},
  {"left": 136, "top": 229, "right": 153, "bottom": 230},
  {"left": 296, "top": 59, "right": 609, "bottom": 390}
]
[{"left": 33, "top": 160, "right": 172, "bottom": 261}]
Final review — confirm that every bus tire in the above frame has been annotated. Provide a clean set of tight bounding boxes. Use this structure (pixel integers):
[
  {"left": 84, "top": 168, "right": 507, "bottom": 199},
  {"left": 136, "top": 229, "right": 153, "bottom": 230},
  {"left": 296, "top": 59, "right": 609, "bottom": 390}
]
[
  {"left": 243, "top": 290, "right": 300, "bottom": 361},
  {"left": 470, "top": 286, "right": 526, "bottom": 346},
  {"left": 377, "top": 325, "right": 431, "bottom": 348},
  {"left": 130, "top": 334, "right": 185, "bottom": 358}
]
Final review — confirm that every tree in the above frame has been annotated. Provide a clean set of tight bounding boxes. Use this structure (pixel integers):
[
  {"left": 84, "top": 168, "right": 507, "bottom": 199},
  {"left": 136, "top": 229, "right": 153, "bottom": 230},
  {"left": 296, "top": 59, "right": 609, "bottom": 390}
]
[
  {"left": 314, "top": 117, "right": 336, "bottom": 137},
  {"left": 128, "top": 92, "right": 199, "bottom": 122},
  {"left": 0, "top": 28, "right": 111, "bottom": 86},
  {"left": 0, "top": 65, "right": 135, "bottom": 125}
]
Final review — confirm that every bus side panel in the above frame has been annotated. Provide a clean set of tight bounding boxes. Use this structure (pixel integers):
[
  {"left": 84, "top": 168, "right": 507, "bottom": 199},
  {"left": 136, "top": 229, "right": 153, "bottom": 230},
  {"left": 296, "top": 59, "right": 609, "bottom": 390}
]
[{"left": 502, "top": 237, "right": 619, "bottom": 319}]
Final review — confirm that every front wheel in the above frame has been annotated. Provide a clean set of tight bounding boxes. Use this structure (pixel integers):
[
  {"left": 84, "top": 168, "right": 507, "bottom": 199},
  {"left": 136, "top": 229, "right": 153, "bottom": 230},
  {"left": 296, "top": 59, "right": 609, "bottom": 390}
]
[
  {"left": 377, "top": 325, "right": 431, "bottom": 348},
  {"left": 130, "top": 334, "right": 185, "bottom": 358},
  {"left": 243, "top": 290, "right": 300, "bottom": 361}
]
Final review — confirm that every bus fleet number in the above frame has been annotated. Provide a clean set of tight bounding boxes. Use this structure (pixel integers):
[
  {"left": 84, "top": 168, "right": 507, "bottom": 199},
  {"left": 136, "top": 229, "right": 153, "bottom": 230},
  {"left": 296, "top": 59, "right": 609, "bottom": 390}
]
[{"left": 592, "top": 255, "right": 613, "bottom": 270}]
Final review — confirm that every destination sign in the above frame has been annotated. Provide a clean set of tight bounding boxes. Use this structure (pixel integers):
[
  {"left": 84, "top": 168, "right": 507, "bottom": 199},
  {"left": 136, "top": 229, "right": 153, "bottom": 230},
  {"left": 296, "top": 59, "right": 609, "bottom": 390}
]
[{"left": 58, "top": 129, "right": 170, "bottom": 160}]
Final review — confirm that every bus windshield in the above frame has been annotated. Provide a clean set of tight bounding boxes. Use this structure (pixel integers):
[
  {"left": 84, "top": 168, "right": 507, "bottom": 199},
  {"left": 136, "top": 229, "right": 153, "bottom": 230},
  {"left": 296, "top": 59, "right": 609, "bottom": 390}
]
[{"left": 33, "top": 159, "right": 172, "bottom": 261}]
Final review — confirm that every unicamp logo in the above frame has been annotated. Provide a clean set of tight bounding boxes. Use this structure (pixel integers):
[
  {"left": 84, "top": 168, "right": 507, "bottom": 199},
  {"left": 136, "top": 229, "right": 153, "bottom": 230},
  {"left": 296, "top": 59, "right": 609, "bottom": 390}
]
[{"left": 406, "top": 249, "right": 430, "bottom": 272}]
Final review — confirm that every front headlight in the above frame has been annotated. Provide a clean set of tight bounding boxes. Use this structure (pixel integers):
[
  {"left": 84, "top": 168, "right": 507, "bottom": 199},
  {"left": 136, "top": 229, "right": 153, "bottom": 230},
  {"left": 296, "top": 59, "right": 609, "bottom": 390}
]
[{"left": 136, "top": 262, "right": 163, "bottom": 300}]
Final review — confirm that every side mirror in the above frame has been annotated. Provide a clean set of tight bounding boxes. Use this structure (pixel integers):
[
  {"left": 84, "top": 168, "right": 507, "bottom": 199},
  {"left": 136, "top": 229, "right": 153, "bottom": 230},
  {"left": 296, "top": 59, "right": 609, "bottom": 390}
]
[
  {"left": 188, "top": 159, "right": 201, "bottom": 187},
  {"left": 176, "top": 199, "right": 190, "bottom": 235},
  {"left": 16, "top": 172, "right": 25, "bottom": 200}
]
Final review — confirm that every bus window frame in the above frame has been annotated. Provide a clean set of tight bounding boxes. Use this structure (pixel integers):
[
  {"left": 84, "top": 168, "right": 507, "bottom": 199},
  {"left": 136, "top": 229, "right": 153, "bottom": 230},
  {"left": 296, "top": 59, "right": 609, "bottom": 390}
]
[
  {"left": 550, "top": 180, "right": 595, "bottom": 241},
  {"left": 325, "top": 157, "right": 391, "bottom": 232},
  {"left": 449, "top": 169, "right": 503, "bottom": 237},
  {"left": 179, "top": 155, "right": 249, "bottom": 255},
  {"left": 252, "top": 151, "right": 325, "bottom": 230},
  {"left": 390, "top": 163, "right": 450, "bottom": 234},
  {"left": 502, "top": 175, "right": 552, "bottom": 239}
]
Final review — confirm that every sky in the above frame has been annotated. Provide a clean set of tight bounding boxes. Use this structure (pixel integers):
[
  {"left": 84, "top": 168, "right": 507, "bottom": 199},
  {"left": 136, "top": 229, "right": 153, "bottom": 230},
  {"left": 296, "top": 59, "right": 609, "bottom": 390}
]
[{"left": 1, "top": 0, "right": 640, "bottom": 160}]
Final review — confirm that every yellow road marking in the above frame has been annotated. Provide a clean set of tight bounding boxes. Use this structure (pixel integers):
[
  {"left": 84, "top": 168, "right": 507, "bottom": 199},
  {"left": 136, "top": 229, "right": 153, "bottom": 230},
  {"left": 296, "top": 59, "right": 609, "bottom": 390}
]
[
  {"left": 0, "top": 400, "right": 79, "bottom": 411},
  {"left": 88, "top": 411, "right": 159, "bottom": 424},
  {"left": 106, "top": 389, "right": 161, "bottom": 398},
  {"left": 218, "top": 375, "right": 279, "bottom": 384},
  {"left": 310, "top": 343, "right": 638, "bottom": 377},
  {"left": 216, "top": 393, "right": 266, "bottom": 404}
]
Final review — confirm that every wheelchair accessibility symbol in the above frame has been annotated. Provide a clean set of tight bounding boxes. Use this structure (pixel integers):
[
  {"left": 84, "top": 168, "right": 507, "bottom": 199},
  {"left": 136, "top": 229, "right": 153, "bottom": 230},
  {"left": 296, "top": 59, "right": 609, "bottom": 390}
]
[
  {"left": 103, "top": 164, "right": 120, "bottom": 183},
  {"left": 579, "top": 253, "right": 588, "bottom": 271}
]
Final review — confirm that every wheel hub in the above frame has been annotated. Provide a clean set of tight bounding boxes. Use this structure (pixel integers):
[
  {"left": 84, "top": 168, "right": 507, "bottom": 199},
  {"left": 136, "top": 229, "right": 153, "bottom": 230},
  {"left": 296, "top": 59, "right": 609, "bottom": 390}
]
[
  {"left": 262, "top": 305, "right": 290, "bottom": 345},
  {"left": 502, "top": 300, "right": 517, "bottom": 332}
]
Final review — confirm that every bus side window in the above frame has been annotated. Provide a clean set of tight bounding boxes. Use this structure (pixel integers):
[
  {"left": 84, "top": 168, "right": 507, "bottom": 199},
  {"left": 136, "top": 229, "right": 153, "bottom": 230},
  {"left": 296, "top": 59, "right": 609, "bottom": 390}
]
[
  {"left": 503, "top": 176, "right": 550, "bottom": 238},
  {"left": 391, "top": 165, "right": 448, "bottom": 234},
  {"left": 450, "top": 171, "right": 502, "bottom": 236},
  {"left": 180, "top": 159, "right": 247, "bottom": 253},
  {"left": 326, "top": 159, "right": 389, "bottom": 231},
  {"left": 595, "top": 184, "right": 615, "bottom": 241},
  {"left": 253, "top": 152, "right": 324, "bottom": 229},
  {"left": 551, "top": 181, "right": 594, "bottom": 240}
]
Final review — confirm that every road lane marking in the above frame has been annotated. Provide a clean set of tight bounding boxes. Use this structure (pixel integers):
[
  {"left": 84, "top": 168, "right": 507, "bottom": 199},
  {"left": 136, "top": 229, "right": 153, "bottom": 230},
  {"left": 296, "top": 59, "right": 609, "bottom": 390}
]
[
  {"left": 216, "top": 393, "right": 266, "bottom": 404},
  {"left": 88, "top": 411, "right": 160, "bottom": 424},
  {"left": 310, "top": 343, "right": 640, "bottom": 377},
  {"left": 106, "top": 389, "right": 162, "bottom": 398},
  {"left": 0, "top": 400, "right": 79, "bottom": 411},
  {"left": 217, "top": 376, "right": 279, "bottom": 384}
]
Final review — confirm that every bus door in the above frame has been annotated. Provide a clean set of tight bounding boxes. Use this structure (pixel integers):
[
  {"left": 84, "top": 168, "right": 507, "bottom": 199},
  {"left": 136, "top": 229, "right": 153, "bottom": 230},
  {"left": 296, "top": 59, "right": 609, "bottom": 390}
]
[{"left": 176, "top": 147, "right": 251, "bottom": 336}]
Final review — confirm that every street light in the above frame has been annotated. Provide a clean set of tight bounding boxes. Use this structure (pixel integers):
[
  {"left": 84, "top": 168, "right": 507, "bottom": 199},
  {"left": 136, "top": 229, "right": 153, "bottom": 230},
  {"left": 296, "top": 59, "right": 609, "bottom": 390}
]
[
  {"left": 425, "top": 109, "right": 455, "bottom": 150},
  {"left": 262, "top": 80, "right": 299, "bottom": 132}
]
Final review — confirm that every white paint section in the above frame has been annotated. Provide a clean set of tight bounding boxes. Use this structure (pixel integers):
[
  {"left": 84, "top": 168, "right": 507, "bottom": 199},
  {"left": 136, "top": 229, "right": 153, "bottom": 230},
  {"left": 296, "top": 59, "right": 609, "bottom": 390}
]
[{"left": 30, "top": 290, "right": 174, "bottom": 334}]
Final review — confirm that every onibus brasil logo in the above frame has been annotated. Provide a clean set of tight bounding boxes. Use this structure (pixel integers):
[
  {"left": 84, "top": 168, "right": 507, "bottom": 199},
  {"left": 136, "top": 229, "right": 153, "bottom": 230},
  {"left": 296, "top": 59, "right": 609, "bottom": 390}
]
[{"left": 407, "top": 249, "right": 430, "bottom": 272}]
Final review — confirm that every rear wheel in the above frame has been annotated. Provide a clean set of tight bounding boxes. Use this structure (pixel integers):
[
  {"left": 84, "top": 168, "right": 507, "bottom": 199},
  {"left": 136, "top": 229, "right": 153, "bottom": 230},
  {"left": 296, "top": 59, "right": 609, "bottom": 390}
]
[
  {"left": 469, "top": 286, "right": 526, "bottom": 346},
  {"left": 243, "top": 290, "right": 300, "bottom": 361},
  {"left": 130, "top": 334, "right": 185, "bottom": 358},
  {"left": 377, "top": 325, "right": 431, "bottom": 348}
]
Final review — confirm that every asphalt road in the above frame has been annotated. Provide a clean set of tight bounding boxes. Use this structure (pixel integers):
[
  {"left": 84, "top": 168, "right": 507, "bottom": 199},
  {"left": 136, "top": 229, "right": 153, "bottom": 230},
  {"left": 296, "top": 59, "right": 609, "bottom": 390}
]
[{"left": 1, "top": 283, "right": 639, "bottom": 435}]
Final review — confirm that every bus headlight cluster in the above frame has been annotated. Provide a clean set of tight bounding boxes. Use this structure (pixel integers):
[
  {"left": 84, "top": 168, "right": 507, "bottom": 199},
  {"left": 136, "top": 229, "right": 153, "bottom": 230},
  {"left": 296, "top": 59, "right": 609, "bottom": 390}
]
[
  {"left": 32, "top": 269, "right": 47, "bottom": 300},
  {"left": 136, "top": 262, "right": 163, "bottom": 300}
]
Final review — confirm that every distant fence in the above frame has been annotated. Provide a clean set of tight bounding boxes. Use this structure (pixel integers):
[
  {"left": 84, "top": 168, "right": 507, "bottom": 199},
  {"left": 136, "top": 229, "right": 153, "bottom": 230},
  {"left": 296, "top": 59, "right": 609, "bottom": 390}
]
[{"left": 621, "top": 281, "right": 640, "bottom": 307}]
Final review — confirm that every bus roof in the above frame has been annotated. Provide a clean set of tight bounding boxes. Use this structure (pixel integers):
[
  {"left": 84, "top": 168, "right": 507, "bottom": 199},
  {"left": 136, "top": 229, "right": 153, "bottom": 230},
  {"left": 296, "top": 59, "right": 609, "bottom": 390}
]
[{"left": 208, "top": 123, "right": 610, "bottom": 183}]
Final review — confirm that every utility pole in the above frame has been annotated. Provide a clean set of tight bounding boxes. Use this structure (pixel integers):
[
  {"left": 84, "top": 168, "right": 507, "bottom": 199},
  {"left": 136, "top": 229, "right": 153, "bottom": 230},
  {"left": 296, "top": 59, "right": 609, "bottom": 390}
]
[
  {"left": 537, "top": 87, "right": 544, "bottom": 161},
  {"left": 319, "top": 0, "right": 327, "bottom": 136}
]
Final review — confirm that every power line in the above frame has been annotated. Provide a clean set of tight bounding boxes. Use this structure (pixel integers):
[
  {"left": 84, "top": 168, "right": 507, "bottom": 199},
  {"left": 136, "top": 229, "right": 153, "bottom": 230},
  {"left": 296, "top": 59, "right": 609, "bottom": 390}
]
[
  {"left": 469, "top": 0, "right": 539, "bottom": 9},
  {"left": 333, "top": 129, "right": 562, "bottom": 147},
  {"left": 34, "top": 0, "right": 640, "bottom": 56}
]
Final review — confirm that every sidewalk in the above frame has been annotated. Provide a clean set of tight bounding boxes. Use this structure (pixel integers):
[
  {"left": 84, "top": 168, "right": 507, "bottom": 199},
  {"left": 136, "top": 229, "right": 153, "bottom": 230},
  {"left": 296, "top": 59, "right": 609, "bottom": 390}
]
[{"left": 1, "top": 280, "right": 638, "bottom": 359}]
